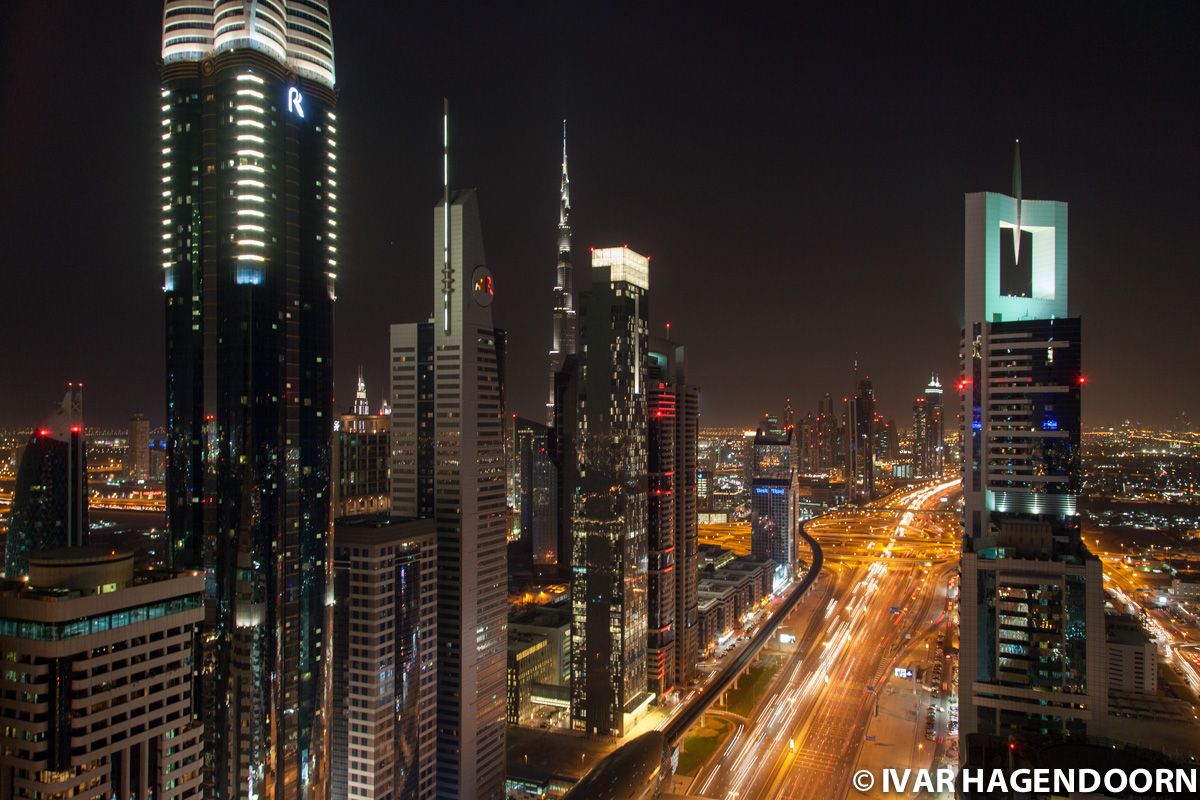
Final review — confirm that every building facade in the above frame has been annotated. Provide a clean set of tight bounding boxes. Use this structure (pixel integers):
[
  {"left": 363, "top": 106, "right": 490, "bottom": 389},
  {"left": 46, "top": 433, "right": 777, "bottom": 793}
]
[
  {"left": 570, "top": 246, "right": 652, "bottom": 737},
  {"left": 4, "top": 386, "right": 86, "bottom": 579},
  {"left": 158, "top": 3, "right": 338, "bottom": 798},
  {"left": 0, "top": 548, "right": 204, "bottom": 800},
  {"left": 389, "top": 176, "right": 507, "bottom": 796},
  {"left": 332, "top": 516, "right": 437, "bottom": 800}
]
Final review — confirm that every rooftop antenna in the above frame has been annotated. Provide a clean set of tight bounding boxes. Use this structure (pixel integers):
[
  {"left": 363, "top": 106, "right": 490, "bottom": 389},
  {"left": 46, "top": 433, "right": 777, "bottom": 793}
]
[{"left": 1012, "top": 138, "right": 1023, "bottom": 263}]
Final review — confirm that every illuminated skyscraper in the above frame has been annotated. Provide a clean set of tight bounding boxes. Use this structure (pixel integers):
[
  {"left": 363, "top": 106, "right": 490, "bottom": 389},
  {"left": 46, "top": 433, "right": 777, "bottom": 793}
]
[
  {"left": 389, "top": 105, "right": 507, "bottom": 799},
  {"left": 844, "top": 377, "right": 876, "bottom": 502},
  {"left": 158, "top": 3, "right": 337, "bottom": 798},
  {"left": 4, "top": 385, "right": 86, "bottom": 579},
  {"left": 547, "top": 123, "right": 576, "bottom": 425},
  {"left": 911, "top": 375, "right": 945, "bottom": 479},
  {"left": 749, "top": 415, "right": 798, "bottom": 587},
  {"left": 646, "top": 337, "right": 700, "bottom": 692},
  {"left": 570, "top": 246, "right": 652, "bottom": 737},
  {"left": 645, "top": 352, "right": 677, "bottom": 700},
  {"left": 959, "top": 145, "right": 1104, "bottom": 748}
]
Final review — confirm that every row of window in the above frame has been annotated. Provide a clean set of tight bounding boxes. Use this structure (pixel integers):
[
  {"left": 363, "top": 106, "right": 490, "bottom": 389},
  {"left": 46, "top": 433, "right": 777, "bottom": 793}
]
[{"left": 0, "top": 597, "right": 201, "bottom": 642}]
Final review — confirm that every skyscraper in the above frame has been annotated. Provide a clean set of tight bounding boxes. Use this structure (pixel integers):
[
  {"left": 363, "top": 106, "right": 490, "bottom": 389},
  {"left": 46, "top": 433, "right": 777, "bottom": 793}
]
[
  {"left": 844, "top": 377, "right": 876, "bottom": 502},
  {"left": 389, "top": 105, "right": 507, "bottom": 799},
  {"left": 749, "top": 415, "right": 798, "bottom": 588},
  {"left": 911, "top": 375, "right": 945, "bottom": 479},
  {"left": 158, "top": 3, "right": 337, "bottom": 798},
  {"left": 332, "top": 516, "right": 437, "bottom": 800},
  {"left": 570, "top": 246, "right": 652, "bottom": 737},
  {"left": 959, "top": 146, "right": 1104, "bottom": 747},
  {"left": 4, "top": 385, "right": 85, "bottom": 579},
  {"left": 127, "top": 411, "right": 150, "bottom": 479},
  {"left": 647, "top": 336, "right": 701, "bottom": 691},
  {"left": 546, "top": 122, "right": 575, "bottom": 425},
  {"left": 514, "top": 417, "right": 559, "bottom": 567},
  {"left": 645, "top": 357, "right": 677, "bottom": 700}
]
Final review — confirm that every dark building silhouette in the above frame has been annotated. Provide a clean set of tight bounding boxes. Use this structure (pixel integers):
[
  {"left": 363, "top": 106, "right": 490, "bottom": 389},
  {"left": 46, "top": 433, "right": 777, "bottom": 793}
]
[{"left": 4, "top": 385, "right": 86, "bottom": 578}]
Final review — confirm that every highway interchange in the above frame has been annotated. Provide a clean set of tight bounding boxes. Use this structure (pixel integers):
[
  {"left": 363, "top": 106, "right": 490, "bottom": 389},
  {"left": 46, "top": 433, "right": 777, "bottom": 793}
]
[{"left": 685, "top": 479, "right": 962, "bottom": 800}]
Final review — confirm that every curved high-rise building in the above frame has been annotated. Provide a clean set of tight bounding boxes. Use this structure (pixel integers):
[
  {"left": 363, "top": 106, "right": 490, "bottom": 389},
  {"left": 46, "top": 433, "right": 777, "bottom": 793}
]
[{"left": 158, "top": 3, "right": 338, "bottom": 799}]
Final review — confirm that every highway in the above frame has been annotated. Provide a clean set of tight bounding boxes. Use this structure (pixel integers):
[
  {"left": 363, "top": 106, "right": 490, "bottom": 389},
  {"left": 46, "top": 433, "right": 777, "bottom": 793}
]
[
  {"left": 687, "top": 479, "right": 961, "bottom": 800},
  {"left": 663, "top": 526, "right": 824, "bottom": 744}
]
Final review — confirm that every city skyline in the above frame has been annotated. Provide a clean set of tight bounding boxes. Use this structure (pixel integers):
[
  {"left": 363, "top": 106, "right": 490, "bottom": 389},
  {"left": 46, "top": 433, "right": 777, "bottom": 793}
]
[
  {"left": 5, "top": 4, "right": 1200, "bottom": 800},
  {"left": 2, "top": 4, "right": 1198, "bottom": 429}
]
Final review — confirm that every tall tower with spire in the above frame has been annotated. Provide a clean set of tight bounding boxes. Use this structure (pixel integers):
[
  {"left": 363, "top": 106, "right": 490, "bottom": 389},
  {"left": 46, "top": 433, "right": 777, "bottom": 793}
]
[
  {"left": 547, "top": 121, "right": 576, "bottom": 424},
  {"left": 958, "top": 145, "right": 1104, "bottom": 749},
  {"left": 390, "top": 101, "right": 507, "bottom": 799}
]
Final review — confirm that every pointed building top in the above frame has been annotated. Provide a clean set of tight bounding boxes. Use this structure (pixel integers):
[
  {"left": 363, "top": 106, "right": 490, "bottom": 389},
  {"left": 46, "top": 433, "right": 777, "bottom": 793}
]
[
  {"left": 1013, "top": 139, "right": 1022, "bottom": 201},
  {"left": 353, "top": 365, "right": 370, "bottom": 416},
  {"left": 560, "top": 120, "right": 571, "bottom": 228}
]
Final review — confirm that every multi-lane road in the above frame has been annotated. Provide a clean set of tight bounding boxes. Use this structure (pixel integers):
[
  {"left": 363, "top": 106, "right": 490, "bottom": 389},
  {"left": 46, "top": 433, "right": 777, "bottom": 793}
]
[{"left": 687, "top": 479, "right": 961, "bottom": 800}]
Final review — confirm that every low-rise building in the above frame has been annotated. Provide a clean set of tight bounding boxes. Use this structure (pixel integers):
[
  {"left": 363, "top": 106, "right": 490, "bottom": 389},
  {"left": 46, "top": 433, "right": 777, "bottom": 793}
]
[
  {"left": 507, "top": 632, "right": 555, "bottom": 725},
  {"left": 1106, "top": 613, "right": 1157, "bottom": 695}
]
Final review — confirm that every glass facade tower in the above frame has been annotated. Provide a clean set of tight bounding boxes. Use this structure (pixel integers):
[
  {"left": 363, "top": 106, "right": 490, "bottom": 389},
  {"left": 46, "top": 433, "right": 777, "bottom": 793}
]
[
  {"left": 158, "top": 3, "right": 337, "bottom": 799},
  {"left": 570, "top": 246, "right": 652, "bottom": 737}
]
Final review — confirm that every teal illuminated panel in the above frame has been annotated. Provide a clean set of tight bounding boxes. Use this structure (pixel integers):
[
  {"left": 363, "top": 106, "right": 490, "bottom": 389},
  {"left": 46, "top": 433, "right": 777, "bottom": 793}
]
[{"left": 965, "top": 192, "right": 1068, "bottom": 326}]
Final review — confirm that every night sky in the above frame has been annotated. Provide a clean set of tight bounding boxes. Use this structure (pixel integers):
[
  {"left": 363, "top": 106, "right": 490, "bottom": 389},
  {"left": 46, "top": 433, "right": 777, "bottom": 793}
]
[{"left": 1, "top": 3, "right": 1197, "bottom": 430}]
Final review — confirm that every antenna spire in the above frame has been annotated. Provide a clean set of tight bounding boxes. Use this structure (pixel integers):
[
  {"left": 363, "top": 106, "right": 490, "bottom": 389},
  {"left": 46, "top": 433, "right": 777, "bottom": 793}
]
[
  {"left": 1012, "top": 138, "right": 1023, "bottom": 263},
  {"left": 441, "top": 98, "right": 451, "bottom": 333},
  {"left": 560, "top": 119, "right": 571, "bottom": 228}
]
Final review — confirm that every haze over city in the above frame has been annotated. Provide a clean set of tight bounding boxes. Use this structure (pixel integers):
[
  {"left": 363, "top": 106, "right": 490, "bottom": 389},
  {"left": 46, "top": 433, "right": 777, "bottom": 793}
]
[{"left": 1, "top": 2, "right": 1197, "bottom": 427}]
